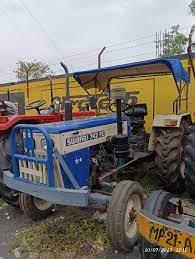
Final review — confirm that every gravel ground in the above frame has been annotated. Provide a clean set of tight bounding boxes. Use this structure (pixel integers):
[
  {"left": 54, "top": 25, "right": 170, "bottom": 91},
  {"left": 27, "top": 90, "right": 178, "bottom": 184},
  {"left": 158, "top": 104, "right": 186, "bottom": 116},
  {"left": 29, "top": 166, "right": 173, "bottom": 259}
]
[
  {"left": 0, "top": 201, "right": 32, "bottom": 258},
  {"left": 0, "top": 188, "right": 194, "bottom": 259},
  {"left": 0, "top": 200, "right": 141, "bottom": 259}
]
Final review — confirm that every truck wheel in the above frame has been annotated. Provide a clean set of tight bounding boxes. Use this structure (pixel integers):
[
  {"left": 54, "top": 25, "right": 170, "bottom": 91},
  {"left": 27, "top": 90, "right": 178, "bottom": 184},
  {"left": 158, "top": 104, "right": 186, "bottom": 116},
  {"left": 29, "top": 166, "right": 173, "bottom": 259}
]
[
  {"left": 107, "top": 180, "right": 144, "bottom": 252},
  {"left": 185, "top": 130, "right": 195, "bottom": 198},
  {"left": 19, "top": 193, "right": 54, "bottom": 220},
  {"left": 139, "top": 190, "right": 178, "bottom": 259},
  {"left": 154, "top": 127, "right": 186, "bottom": 193}
]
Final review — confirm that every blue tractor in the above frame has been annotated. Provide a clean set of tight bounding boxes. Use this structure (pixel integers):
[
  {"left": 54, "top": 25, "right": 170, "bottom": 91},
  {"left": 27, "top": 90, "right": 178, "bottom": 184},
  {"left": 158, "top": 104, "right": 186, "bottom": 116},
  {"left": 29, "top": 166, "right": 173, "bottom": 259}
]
[{"left": 3, "top": 57, "right": 193, "bottom": 251}]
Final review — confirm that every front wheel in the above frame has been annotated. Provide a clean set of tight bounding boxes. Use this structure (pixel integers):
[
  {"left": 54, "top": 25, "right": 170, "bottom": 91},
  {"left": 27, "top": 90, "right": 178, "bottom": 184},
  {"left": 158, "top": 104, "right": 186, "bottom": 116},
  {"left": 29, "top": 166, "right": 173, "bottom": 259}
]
[
  {"left": 139, "top": 190, "right": 183, "bottom": 259},
  {"left": 107, "top": 180, "right": 144, "bottom": 252},
  {"left": 19, "top": 193, "right": 54, "bottom": 220}
]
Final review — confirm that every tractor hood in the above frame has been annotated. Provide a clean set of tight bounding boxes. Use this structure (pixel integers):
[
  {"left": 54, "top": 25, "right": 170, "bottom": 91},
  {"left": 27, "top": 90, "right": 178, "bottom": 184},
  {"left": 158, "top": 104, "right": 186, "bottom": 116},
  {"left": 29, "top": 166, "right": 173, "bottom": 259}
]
[
  {"left": 73, "top": 58, "right": 190, "bottom": 91},
  {"left": 36, "top": 114, "right": 131, "bottom": 135}
]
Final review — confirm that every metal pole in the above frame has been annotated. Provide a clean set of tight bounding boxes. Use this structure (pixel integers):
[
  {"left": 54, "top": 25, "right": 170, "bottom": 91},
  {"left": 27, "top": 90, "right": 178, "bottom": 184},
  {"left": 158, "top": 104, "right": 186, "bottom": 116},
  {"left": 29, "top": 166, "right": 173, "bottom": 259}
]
[
  {"left": 7, "top": 89, "right": 10, "bottom": 101},
  {"left": 47, "top": 75, "right": 53, "bottom": 104},
  {"left": 26, "top": 70, "right": 29, "bottom": 99},
  {"left": 187, "top": 42, "right": 195, "bottom": 79},
  {"left": 116, "top": 98, "right": 123, "bottom": 134},
  {"left": 163, "top": 30, "right": 166, "bottom": 56},
  {"left": 187, "top": 26, "right": 195, "bottom": 79},
  {"left": 98, "top": 47, "right": 106, "bottom": 68},
  {"left": 188, "top": 25, "right": 195, "bottom": 46},
  {"left": 60, "top": 62, "right": 70, "bottom": 99},
  {"left": 155, "top": 32, "right": 158, "bottom": 58},
  {"left": 60, "top": 62, "right": 72, "bottom": 120},
  {"left": 160, "top": 31, "right": 162, "bottom": 57}
]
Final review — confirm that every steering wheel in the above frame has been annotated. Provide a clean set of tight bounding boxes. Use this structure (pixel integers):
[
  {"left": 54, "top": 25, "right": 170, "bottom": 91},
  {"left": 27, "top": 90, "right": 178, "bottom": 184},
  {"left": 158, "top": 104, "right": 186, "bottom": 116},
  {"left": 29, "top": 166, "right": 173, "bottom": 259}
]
[
  {"left": 25, "top": 99, "right": 46, "bottom": 114},
  {"left": 109, "top": 102, "right": 135, "bottom": 117}
]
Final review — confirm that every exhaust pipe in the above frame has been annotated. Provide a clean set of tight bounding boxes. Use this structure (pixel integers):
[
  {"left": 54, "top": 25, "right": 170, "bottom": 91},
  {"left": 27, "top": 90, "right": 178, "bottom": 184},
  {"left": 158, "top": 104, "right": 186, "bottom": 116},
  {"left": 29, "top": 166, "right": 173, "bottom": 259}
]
[
  {"left": 47, "top": 76, "right": 54, "bottom": 104},
  {"left": 60, "top": 62, "right": 72, "bottom": 121},
  {"left": 110, "top": 88, "right": 130, "bottom": 159}
]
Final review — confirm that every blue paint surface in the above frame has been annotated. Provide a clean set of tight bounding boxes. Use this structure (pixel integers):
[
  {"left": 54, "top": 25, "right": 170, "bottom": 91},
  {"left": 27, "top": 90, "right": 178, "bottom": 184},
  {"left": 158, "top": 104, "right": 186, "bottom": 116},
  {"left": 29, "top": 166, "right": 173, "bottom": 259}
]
[
  {"left": 73, "top": 58, "right": 190, "bottom": 84},
  {"left": 11, "top": 125, "right": 55, "bottom": 187},
  {"left": 60, "top": 148, "right": 90, "bottom": 188},
  {"left": 24, "top": 137, "right": 35, "bottom": 153},
  {"left": 35, "top": 114, "right": 131, "bottom": 135},
  {"left": 10, "top": 115, "right": 130, "bottom": 190}
]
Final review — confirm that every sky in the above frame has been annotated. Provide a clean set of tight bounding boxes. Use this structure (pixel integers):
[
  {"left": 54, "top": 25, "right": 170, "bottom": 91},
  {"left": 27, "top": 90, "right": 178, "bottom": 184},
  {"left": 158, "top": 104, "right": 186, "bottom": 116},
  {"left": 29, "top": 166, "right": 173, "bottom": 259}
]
[{"left": 0, "top": 0, "right": 194, "bottom": 83}]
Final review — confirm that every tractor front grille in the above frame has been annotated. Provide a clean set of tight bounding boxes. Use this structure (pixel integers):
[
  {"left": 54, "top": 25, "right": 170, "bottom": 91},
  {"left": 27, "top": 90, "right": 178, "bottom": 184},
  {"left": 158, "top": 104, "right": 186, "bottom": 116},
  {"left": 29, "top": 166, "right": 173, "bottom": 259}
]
[{"left": 18, "top": 154, "right": 48, "bottom": 185}]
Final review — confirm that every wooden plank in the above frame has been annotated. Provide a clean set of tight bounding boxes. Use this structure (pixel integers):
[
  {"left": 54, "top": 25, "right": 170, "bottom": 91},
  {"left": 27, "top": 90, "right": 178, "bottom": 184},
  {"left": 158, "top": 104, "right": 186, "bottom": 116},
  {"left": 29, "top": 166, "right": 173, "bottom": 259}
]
[{"left": 20, "top": 167, "right": 42, "bottom": 178}]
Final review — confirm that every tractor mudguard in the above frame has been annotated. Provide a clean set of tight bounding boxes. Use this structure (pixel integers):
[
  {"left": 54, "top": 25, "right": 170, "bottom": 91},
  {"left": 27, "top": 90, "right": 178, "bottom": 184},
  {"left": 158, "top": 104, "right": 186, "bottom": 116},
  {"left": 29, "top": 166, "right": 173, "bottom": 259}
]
[
  {"left": 148, "top": 113, "right": 192, "bottom": 151},
  {"left": 0, "top": 111, "right": 96, "bottom": 133}
]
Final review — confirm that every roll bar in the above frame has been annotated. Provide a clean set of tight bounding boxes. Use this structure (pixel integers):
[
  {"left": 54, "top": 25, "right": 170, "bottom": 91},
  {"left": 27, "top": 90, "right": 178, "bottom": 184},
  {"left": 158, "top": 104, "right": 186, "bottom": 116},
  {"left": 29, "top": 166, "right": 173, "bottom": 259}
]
[{"left": 187, "top": 43, "right": 195, "bottom": 79}]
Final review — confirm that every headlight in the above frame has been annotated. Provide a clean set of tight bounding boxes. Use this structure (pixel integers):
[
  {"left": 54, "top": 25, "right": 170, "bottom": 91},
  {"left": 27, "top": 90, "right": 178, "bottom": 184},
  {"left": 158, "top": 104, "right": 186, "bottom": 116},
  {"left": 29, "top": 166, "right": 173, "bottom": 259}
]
[
  {"left": 40, "top": 138, "right": 54, "bottom": 151},
  {"left": 40, "top": 138, "right": 47, "bottom": 150},
  {"left": 164, "top": 119, "right": 178, "bottom": 126}
]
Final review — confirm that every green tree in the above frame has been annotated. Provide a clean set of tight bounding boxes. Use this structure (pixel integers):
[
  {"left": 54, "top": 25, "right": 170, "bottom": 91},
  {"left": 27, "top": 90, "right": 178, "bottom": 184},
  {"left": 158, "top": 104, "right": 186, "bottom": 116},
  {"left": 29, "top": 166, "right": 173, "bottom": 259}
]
[
  {"left": 162, "top": 25, "right": 188, "bottom": 57},
  {"left": 14, "top": 60, "right": 53, "bottom": 81},
  {"left": 189, "top": 0, "right": 195, "bottom": 16}
]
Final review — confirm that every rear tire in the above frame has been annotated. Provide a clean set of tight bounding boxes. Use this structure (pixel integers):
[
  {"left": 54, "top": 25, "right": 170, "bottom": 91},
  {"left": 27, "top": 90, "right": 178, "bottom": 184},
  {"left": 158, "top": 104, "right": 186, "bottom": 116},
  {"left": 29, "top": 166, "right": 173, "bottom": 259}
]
[
  {"left": 0, "top": 134, "right": 20, "bottom": 207},
  {"left": 19, "top": 193, "right": 54, "bottom": 220},
  {"left": 0, "top": 182, "right": 19, "bottom": 207},
  {"left": 154, "top": 127, "right": 186, "bottom": 193},
  {"left": 2, "top": 195, "right": 19, "bottom": 207},
  {"left": 107, "top": 180, "right": 144, "bottom": 252},
  {"left": 185, "top": 128, "right": 195, "bottom": 198}
]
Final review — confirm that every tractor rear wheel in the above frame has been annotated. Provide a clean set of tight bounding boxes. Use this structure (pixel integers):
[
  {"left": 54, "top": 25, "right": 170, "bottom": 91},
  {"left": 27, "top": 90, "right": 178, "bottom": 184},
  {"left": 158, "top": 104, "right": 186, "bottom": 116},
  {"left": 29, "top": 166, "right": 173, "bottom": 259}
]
[
  {"left": 185, "top": 129, "right": 195, "bottom": 198},
  {"left": 139, "top": 190, "right": 182, "bottom": 259},
  {"left": 0, "top": 182, "right": 20, "bottom": 207},
  {"left": 154, "top": 127, "right": 186, "bottom": 193},
  {"left": 19, "top": 193, "right": 54, "bottom": 220},
  {"left": 107, "top": 180, "right": 144, "bottom": 252},
  {"left": 0, "top": 134, "right": 20, "bottom": 207}
]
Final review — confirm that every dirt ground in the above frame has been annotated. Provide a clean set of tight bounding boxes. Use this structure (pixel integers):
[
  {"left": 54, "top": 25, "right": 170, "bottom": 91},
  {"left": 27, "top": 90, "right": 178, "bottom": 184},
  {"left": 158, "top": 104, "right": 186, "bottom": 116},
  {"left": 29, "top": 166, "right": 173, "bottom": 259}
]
[
  {"left": 0, "top": 201, "right": 32, "bottom": 258},
  {"left": 0, "top": 200, "right": 141, "bottom": 259},
  {"left": 0, "top": 170, "right": 194, "bottom": 259}
]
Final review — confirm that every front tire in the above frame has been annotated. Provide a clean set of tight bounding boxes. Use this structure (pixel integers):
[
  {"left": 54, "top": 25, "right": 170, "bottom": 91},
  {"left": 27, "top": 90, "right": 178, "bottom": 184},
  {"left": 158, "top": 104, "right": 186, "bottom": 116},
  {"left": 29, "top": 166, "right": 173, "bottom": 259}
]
[
  {"left": 139, "top": 190, "right": 180, "bottom": 259},
  {"left": 19, "top": 193, "right": 54, "bottom": 220},
  {"left": 107, "top": 180, "right": 144, "bottom": 252}
]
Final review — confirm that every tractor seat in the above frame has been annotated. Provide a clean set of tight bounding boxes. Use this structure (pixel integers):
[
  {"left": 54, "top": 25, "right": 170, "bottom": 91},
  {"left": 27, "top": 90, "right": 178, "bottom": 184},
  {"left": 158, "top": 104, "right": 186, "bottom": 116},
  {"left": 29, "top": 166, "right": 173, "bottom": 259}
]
[
  {"left": 126, "top": 103, "right": 148, "bottom": 130},
  {"left": 39, "top": 106, "right": 55, "bottom": 115},
  {"left": 126, "top": 103, "right": 148, "bottom": 117}
]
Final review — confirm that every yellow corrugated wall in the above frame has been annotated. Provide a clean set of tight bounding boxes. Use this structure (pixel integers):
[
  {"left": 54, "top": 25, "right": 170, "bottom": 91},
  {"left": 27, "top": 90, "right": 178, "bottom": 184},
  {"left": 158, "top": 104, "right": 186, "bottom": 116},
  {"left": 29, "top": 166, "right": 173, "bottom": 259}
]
[{"left": 0, "top": 58, "right": 194, "bottom": 132}]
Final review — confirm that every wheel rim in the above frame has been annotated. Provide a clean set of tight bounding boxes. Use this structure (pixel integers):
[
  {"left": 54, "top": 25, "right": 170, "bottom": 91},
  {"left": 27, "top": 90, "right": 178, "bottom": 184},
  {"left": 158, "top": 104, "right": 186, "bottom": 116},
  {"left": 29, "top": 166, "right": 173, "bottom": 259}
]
[
  {"left": 33, "top": 197, "right": 52, "bottom": 211},
  {"left": 124, "top": 194, "right": 141, "bottom": 239}
]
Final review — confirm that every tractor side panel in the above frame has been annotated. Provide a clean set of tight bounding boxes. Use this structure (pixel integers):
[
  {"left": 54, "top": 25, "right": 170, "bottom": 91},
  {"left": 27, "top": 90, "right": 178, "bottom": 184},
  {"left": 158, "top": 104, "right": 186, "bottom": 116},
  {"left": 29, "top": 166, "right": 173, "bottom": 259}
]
[{"left": 60, "top": 148, "right": 90, "bottom": 188}]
